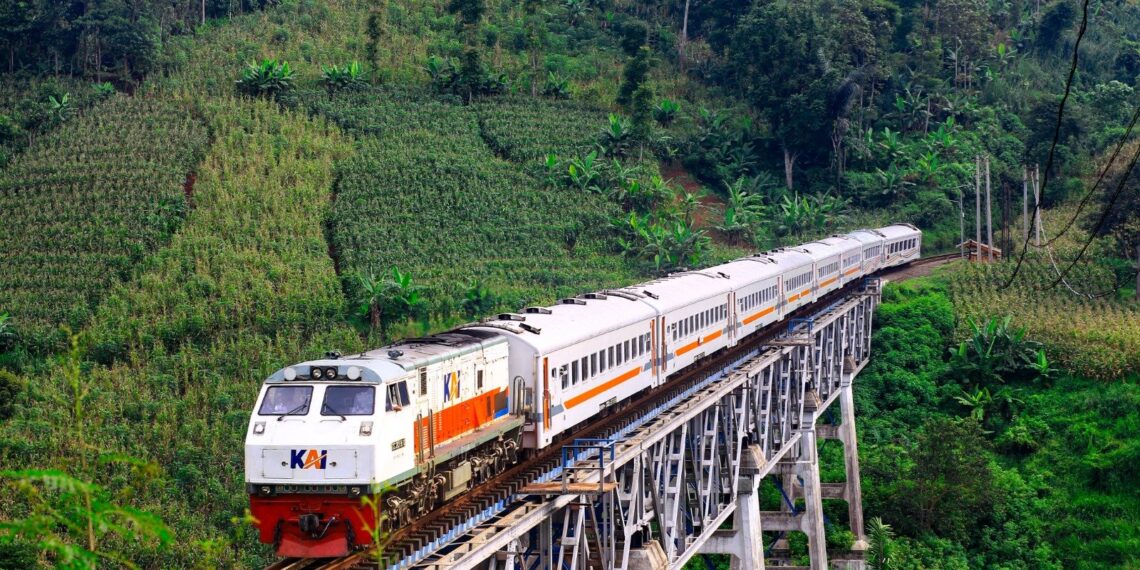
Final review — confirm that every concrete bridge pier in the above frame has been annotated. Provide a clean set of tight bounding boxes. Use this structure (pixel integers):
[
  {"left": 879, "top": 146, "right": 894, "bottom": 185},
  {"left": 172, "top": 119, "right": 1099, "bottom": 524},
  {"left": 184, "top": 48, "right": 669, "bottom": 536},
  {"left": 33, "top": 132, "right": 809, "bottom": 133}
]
[{"left": 698, "top": 444, "right": 766, "bottom": 570}]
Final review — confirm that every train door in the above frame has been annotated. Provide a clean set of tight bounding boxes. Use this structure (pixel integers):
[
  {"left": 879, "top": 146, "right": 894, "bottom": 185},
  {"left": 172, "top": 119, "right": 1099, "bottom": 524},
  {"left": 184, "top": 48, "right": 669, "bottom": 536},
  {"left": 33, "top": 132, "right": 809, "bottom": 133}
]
[{"left": 727, "top": 292, "right": 737, "bottom": 345}]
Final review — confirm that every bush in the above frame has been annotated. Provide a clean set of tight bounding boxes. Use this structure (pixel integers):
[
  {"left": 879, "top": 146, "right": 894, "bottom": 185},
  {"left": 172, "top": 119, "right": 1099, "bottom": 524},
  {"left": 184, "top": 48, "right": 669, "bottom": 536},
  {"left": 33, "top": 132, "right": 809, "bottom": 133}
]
[
  {"left": 0, "top": 370, "right": 19, "bottom": 421},
  {"left": 235, "top": 59, "right": 296, "bottom": 97}
]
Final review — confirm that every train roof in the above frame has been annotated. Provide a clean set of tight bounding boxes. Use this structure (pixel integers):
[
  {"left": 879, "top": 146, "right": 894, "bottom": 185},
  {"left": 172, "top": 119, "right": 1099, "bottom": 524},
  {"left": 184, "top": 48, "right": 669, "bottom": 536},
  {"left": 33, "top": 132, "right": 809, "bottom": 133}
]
[
  {"left": 845, "top": 229, "right": 887, "bottom": 245},
  {"left": 265, "top": 331, "right": 506, "bottom": 384},
  {"left": 465, "top": 293, "right": 658, "bottom": 354},
  {"left": 877, "top": 224, "right": 921, "bottom": 239},
  {"left": 793, "top": 235, "right": 861, "bottom": 260}
]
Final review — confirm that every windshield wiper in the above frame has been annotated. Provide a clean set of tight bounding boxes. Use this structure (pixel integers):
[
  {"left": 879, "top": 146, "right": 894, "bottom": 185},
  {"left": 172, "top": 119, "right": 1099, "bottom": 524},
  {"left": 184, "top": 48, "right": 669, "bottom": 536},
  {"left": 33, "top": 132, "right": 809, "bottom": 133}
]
[
  {"left": 321, "top": 402, "right": 347, "bottom": 421},
  {"left": 277, "top": 401, "right": 310, "bottom": 421}
]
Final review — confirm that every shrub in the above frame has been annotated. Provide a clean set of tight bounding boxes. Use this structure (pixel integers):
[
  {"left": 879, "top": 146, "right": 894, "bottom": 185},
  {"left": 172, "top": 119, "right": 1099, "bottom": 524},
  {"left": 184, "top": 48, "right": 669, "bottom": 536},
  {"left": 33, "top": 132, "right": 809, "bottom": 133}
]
[
  {"left": 235, "top": 59, "right": 296, "bottom": 97},
  {"left": 321, "top": 61, "right": 368, "bottom": 93}
]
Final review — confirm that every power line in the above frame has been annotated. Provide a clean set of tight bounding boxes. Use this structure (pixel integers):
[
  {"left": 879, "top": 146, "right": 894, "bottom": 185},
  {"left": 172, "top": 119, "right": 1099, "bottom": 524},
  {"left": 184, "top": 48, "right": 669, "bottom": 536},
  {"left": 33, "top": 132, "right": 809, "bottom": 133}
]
[
  {"left": 1002, "top": 0, "right": 1090, "bottom": 290},
  {"left": 1038, "top": 103, "right": 1140, "bottom": 248},
  {"left": 1048, "top": 127, "right": 1140, "bottom": 290}
]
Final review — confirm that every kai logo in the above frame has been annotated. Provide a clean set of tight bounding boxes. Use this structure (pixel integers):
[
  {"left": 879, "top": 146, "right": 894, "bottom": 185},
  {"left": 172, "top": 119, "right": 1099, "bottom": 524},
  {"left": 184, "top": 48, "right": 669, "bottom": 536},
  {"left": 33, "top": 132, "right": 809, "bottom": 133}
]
[{"left": 290, "top": 449, "right": 328, "bottom": 470}]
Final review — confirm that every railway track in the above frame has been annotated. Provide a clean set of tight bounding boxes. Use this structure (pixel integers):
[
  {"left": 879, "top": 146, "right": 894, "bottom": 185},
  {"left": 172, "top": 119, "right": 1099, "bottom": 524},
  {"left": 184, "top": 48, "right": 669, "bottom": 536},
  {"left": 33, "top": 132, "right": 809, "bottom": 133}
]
[{"left": 263, "top": 255, "right": 956, "bottom": 570}]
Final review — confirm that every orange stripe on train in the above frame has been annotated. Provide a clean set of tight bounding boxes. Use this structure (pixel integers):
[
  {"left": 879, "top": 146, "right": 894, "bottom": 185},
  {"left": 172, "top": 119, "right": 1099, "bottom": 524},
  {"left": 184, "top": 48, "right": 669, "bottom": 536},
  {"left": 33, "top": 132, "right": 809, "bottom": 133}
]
[
  {"left": 565, "top": 366, "right": 641, "bottom": 409},
  {"left": 742, "top": 305, "right": 775, "bottom": 325},
  {"left": 676, "top": 329, "right": 722, "bottom": 357},
  {"left": 413, "top": 387, "right": 505, "bottom": 454}
]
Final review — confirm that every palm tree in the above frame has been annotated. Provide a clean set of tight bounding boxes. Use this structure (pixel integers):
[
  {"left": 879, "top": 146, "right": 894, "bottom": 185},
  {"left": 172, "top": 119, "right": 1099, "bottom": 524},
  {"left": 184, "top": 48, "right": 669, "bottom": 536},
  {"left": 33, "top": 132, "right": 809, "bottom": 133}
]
[
  {"left": 716, "top": 177, "right": 766, "bottom": 244},
  {"left": 355, "top": 267, "right": 425, "bottom": 336},
  {"left": 355, "top": 272, "right": 387, "bottom": 331},
  {"left": 867, "top": 517, "right": 894, "bottom": 570}
]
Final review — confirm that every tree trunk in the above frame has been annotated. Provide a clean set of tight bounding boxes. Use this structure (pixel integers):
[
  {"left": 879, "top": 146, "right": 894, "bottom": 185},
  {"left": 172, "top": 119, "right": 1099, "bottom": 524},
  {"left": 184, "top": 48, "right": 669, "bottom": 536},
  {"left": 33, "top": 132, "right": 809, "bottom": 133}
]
[
  {"left": 678, "top": 0, "right": 691, "bottom": 70},
  {"left": 370, "top": 303, "right": 380, "bottom": 331},
  {"left": 783, "top": 147, "right": 797, "bottom": 191},
  {"left": 201, "top": 0, "right": 206, "bottom": 25}
]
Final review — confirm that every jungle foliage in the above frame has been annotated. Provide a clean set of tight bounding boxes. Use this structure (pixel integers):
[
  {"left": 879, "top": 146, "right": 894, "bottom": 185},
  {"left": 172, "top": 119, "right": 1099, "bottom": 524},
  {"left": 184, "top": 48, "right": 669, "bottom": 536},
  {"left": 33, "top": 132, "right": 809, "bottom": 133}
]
[{"left": 1, "top": 0, "right": 1138, "bottom": 567}]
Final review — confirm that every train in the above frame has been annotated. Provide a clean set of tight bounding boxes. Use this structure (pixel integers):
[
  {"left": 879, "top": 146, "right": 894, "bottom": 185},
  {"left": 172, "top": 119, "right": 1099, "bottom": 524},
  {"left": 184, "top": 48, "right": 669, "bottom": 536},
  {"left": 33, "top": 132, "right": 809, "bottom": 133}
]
[{"left": 244, "top": 224, "right": 921, "bottom": 557}]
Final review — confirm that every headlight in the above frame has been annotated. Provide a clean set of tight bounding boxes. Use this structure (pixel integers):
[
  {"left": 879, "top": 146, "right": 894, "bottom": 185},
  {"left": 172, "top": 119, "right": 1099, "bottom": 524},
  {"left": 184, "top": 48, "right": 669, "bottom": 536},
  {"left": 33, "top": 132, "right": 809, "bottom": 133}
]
[
  {"left": 310, "top": 367, "right": 322, "bottom": 380},
  {"left": 283, "top": 367, "right": 297, "bottom": 381},
  {"left": 359, "top": 421, "right": 373, "bottom": 436},
  {"left": 253, "top": 421, "right": 266, "bottom": 434},
  {"left": 325, "top": 367, "right": 337, "bottom": 379},
  {"left": 259, "top": 485, "right": 274, "bottom": 496},
  {"left": 347, "top": 366, "right": 362, "bottom": 381},
  {"left": 348, "top": 486, "right": 362, "bottom": 497}
]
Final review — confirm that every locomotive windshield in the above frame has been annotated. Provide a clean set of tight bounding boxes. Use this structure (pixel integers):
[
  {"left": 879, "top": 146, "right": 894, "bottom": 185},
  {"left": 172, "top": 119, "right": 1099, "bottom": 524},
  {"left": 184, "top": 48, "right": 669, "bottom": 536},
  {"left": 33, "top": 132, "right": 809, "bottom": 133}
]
[
  {"left": 259, "top": 385, "right": 313, "bottom": 416},
  {"left": 321, "top": 386, "right": 375, "bottom": 416}
]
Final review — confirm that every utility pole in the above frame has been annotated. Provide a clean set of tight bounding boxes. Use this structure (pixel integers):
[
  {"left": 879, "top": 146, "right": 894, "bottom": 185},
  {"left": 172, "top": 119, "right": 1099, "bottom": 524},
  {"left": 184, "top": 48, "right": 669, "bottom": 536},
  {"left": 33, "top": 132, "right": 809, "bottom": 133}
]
[
  {"left": 201, "top": 0, "right": 206, "bottom": 25},
  {"left": 1026, "top": 163, "right": 1035, "bottom": 247},
  {"left": 1003, "top": 179, "right": 1011, "bottom": 256},
  {"left": 986, "top": 156, "right": 993, "bottom": 261},
  {"left": 678, "top": 0, "right": 691, "bottom": 71},
  {"left": 1034, "top": 164, "right": 1042, "bottom": 247},
  {"left": 958, "top": 186, "right": 966, "bottom": 259},
  {"left": 975, "top": 155, "right": 981, "bottom": 259}
]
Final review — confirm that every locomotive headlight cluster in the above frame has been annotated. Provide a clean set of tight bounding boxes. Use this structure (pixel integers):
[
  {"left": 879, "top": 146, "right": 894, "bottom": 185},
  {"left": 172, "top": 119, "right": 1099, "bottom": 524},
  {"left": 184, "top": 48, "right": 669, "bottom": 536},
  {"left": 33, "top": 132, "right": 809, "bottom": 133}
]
[
  {"left": 359, "top": 421, "right": 373, "bottom": 436},
  {"left": 253, "top": 421, "right": 266, "bottom": 435}
]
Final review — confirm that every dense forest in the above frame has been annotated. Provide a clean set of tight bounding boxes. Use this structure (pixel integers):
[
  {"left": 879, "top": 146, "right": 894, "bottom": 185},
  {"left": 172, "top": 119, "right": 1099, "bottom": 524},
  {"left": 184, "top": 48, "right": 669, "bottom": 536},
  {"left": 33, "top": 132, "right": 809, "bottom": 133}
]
[{"left": 0, "top": 0, "right": 1137, "bottom": 567}]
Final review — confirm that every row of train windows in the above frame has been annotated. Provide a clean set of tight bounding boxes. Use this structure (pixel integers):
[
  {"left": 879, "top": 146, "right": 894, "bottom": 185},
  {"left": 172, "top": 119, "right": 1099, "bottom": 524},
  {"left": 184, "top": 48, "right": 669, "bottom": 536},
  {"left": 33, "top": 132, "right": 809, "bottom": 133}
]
[
  {"left": 864, "top": 245, "right": 881, "bottom": 259},
  {"left": 557, "top": 333, "right": 652, "bottom": 389},
  {"left": 889, "top": 238, "right": 917, "bottom": 254},
  {"left": 844, "top": 252, "right": 861, "bottom": 267},
  {"left": 741, "top": 285, "right": 778, "bottom": 312},
  {"left": 786, "top": 271, "right": 811, "bottom": 290},
  {"left": 817, "top": 261, "right": 839, "bottom": 277},
  {"left": 672, "top": 304, "right": 728, "bottom": 341}
]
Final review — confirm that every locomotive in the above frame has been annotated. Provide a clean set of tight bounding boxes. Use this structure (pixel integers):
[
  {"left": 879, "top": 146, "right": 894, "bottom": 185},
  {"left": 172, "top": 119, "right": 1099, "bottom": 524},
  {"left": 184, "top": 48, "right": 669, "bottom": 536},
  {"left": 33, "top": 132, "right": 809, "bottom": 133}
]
[{"left": 244, "top": 224, "right": 921, "bottom": 557}]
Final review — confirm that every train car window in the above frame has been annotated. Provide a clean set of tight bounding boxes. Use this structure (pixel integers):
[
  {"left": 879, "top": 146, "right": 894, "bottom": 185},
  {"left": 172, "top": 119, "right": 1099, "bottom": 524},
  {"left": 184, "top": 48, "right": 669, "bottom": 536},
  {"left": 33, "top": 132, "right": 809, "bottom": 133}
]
[
  {"left": 419, "top": 368, "right": 428, "bottom": 397},
  {"left": 259, "top": 385, "right": 313, "bottom": 416},
  {"left": 384, "top": 384, "right": 408, "bottom": 412},
  {"left": 477, "top": 369, "right": 484, "bottom": 390},
  {"left": 325, "top": 385, "right": 376, "bottom": 415},
  {"left": 559, "top": 366, "right": 568, "bottom": 389},
  {"left": 623, "top": 340, "right": 630, "bottom": 361},
  {"left": 580, "top": 357, "right": 588, "bottom": 380},
  {"left": 590, "top": 353, "right": 597, "bottom": 376},
  {"left": 570, "top": 361, "right": 578, "bottom": 385},
  {"left": 560, "top": 365, "right": 569, "bottom": 385},
  {"left": 607, "top": 346, "right": 615, "bottom": 368}
]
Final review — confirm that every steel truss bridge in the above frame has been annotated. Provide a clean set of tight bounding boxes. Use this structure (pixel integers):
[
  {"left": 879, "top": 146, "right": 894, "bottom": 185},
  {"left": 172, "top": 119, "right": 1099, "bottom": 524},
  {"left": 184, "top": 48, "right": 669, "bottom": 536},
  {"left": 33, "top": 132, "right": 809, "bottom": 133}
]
[{"left": 355, "top": 280, "right": 884, "bottom": 570}]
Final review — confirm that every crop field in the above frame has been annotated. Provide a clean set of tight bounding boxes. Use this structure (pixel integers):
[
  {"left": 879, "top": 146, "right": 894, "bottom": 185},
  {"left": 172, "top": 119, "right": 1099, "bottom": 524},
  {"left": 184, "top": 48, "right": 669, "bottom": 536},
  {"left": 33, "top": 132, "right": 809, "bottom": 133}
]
[
  {"left": 0, "top": 95, "right": 363, "bottom": 567},
  {"left": 945, "top": 253, "right": 1140, "bottom": 381},
  {"left": 475, "top": 97, "right": 610, "bottom": 162},
  {"left": 944, "top": 205, "right": 1140, "bottom": 380},
  {"left": 309, "top": 91, "right": 644, "bottom": 317},
  {"left": 0, "top": 95, "right": 208, "bottom": 351}
]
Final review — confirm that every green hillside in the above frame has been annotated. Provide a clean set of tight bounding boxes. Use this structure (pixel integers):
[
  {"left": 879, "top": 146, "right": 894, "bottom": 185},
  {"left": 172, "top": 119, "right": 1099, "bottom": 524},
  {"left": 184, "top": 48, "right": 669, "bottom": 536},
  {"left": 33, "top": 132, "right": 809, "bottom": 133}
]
[{"left": 0, "top": 0, "right": 1138, "bottom": 567}]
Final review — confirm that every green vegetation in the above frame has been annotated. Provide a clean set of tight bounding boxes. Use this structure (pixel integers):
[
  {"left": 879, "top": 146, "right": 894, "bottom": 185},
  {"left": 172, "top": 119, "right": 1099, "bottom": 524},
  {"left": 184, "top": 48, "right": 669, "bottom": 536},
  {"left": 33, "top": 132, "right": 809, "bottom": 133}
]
[
  {"left": 0, "top": 95, "right": 207, "bottom": 353},
  {"left": 475, "top": 97, "right": 608, "bottom": 162},
  {"left": 853, "top": 279, "right": 1140, "bottom": 568},
  {"left": 307, "top": 89, "right": 642, "bottom": 326},
  {"left": 2, "top": 0, "right": 1139, "bottom": 567}
]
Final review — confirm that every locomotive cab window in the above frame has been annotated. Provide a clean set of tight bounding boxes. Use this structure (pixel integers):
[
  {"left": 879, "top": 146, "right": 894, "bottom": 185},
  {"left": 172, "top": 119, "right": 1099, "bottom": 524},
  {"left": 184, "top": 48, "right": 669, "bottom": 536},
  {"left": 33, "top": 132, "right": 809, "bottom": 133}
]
[
  {"left": 383, "top": 383, "right": 408, "bottom": 412},
  {"left": 324, "top": 385, "right": 376, "bottom": 415},
  {"left": 259, "top": 385, "right": 313, "bottom": 416}
]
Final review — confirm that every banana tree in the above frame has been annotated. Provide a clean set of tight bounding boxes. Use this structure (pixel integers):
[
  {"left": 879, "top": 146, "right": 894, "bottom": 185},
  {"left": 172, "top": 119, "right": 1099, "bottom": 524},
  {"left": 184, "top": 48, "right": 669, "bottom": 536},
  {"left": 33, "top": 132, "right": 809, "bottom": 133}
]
[{"left": 716, "top": 177, "right": 766, "bottom": 244}]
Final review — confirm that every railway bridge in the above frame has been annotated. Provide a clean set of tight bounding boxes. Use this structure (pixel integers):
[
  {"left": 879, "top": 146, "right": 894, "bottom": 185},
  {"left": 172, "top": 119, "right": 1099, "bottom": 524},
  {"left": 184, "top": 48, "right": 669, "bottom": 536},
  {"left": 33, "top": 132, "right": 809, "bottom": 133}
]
[{"left": 274, "top": 277, "right": 890, "bottom": 570}]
